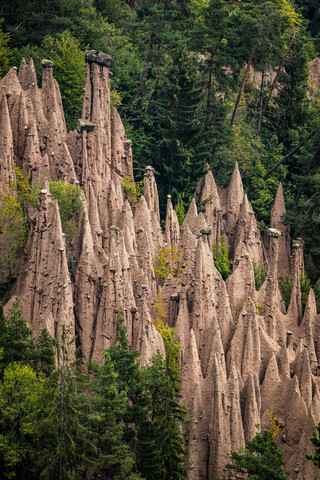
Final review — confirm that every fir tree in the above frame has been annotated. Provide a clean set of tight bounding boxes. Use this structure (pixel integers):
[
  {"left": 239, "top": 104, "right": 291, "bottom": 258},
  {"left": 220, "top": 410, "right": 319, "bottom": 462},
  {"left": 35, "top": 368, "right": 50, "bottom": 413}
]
[
  {"left": 154, "top": 46, "right": 211, "bottom": 214},
  {"left": 307, "top": 423, "right": 320, "bottom": 469},
  {"left": 149, "top": 319, "right": 190, "bottom": 480},
  {"left": 35, "top": 326, "right": 95, "bottom": 480},
  {"left": 0, "top": 298, "right": 35, "bottom": 373},
  {"left": 0, "top": 298, "right": 56, "bottom": 377},
  {"left": 108, "top": 310, "right": 148, "bottom": 458},
  {"left": 88, "top": 351, "right": 141, "bottom": 479},
  {"left": 225, "top": 430, "right": 286, "bottom": 480}
]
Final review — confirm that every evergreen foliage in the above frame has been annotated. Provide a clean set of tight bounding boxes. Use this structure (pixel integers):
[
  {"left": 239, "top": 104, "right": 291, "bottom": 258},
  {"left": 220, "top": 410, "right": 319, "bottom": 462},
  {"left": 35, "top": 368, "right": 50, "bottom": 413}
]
[
  {"left": 212, "top": 234, "right": 232, "bottom": 280},
  {"left": 225, "top": 430, "right": 286, "bottom": 480},
  {"left": 153, "top": 46, "right": 211, "bottom": 212},
  {"left": 253, "top": 261, "right": 267, "bottom": 291},
  {"left": 0, "top": 363, "right": 48, "bottom": 479},
  {"left": 278, "top": 275, "right": 292, "bottom": 309},
  {"left": 42, "top": 32, "right": 86, "bottom": 131},
  {"left": 307, "top": 423, "right": 320, "bottom": 469},
  {"left": 0, "top": 18, "right": 12, "bottom": 79},
  {"left": 0, "top": 298, "right": 35, "bottom": 373},
  {"left": 154, "top": 246, "right": 184, "bottom": 285},
  {"left": 122, "top": 175, "right": 144, "bottom": 208},
  {"left": 49, "top": 180, "right": 84, "bottom": 241},
  {"left": 151, "top": 318, "right": 189, "bottom": 479},
  {"left": 0, "top": 168, "right": 39, "bottom": 279}
]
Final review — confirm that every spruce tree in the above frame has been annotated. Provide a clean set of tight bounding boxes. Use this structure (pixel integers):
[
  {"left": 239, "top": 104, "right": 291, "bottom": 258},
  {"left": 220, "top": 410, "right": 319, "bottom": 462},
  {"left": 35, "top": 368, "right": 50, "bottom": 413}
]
[
  {"left": 88, "top": 351, "right": 142, "bottom": 479},
  {"left": 307, "top": 423, "right": 320, "bottom": 469},
  {"left": 108, "top": 310, "right": 149, "bottom": 458},
  {"left": 154, "top": 46, "right": 211, "bottom": 214},
  {"left": 0, "top": 298, "right": 56, "bottom": 377},
  {"left": 0, "top": 298, "right": 35, "bottom": 373},
  {"left": 35, "top": 326, "right": 95, "bottom": 480},
  {"left": 225, "top": 430, "right": 286, "bottom": 480},
  {"left": 146, "top": 319, "right": 189, "bottom": 480}
]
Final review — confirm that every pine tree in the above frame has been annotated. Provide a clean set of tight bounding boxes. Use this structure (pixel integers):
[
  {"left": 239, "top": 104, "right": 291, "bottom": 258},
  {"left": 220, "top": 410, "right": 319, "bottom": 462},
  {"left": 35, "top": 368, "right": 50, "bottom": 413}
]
[
  {"left": 0, "top": 298, "right": 35, "bottom": 373},
  {"left": 88, "top": 351, "right": 141, "bottom": 479},
  {"left": 154, "top": 46, "right": 211, "bottom": 214},
  {"left": 225, "top": 430, "right": 286, "bottom": 480},
  {"left": 0, "top": 18, "right": 12, "bottom": 79},
  {"left": 0, "top": 298, "right": 56, "bottom": 377},
  {"left": 35, "top": 326, "right": 95, "bottom": 480},
  {"left": 0, "top": 363, "right": 48, "bottom": 480},
  {"left": 108, "top": 310, "right": 148, "bottom": 458},
  {"left": 148, "top": 319, "right": 189, "bottom": 480},
  {"left": 307, "top": 423, "right": 320, "bottom": 469}
]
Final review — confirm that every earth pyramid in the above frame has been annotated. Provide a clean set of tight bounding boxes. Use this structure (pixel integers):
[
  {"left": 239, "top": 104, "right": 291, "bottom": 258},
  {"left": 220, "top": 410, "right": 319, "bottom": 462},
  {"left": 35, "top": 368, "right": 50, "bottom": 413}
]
[{"left": 0, "top": 51, "right": 319, "bottom": 479}]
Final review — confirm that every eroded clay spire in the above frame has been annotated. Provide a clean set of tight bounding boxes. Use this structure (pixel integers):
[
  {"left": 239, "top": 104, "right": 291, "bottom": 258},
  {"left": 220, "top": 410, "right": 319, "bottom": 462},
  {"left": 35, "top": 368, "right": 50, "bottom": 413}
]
[
  {"left": 164, "top": 194, "right": 180, "bottom": 249},
  {"left": 270, "top": 183, "right": 291, "bottom": 276}
]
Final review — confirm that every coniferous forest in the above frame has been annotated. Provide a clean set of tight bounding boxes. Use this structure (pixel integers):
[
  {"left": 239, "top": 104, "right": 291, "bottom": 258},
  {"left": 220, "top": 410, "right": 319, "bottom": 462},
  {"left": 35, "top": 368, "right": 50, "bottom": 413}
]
[{"left": 2, "top": 1, "right": 320, "bottom": 479}]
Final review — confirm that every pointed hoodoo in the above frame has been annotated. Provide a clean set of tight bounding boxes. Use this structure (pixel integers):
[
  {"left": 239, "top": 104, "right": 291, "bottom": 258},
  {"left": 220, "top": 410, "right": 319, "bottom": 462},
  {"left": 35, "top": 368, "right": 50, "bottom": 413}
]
[
  {"left": 263, "top": 228, "right": 284, "bottom": 338},
  {"left": 194, "top": 165, "right": 222, "bottom": 244},
  {"left": 41, "top": 59, "right": 67, "bottom": 139},
  {"left": 227, "top": 298, "right": 261, "bottom": 381},
  {"left": 287, "top": 238, "right": 303, "bottom": 325},
  {"left": 242, "top": 373, "right": 261, "bottom": 440},
  {"left": 233, "top": 193, "right": 263, "bottom": 264},
  {"left": 0, "top": 67, "right": 22, "bottom": 107},
  {"left": 224, "top": 161, "right": 244, "bottom": 243},
  {"left": 143, "top": 165, "right": 160, "bottom": 223},
  {"left": 228, "top": 364, "right": 245, "bottom": 450},
  {"left": 208, "top": 353, "right": 231, "bottom": 480},
  {"left": 182, "top": 197, "right": 208, "bottom": 237},
  {"left": 0, "top": 93, "right": 15, "bottom": 188},
  {"left": 300, "top": 289, "right": 318, "bottom": 373},
  {"left": 226, "top": 241, "right": 255, "bottom": 309},
  {"left": 7, "top": 180, "right": 75, "bottom": 347},
  {"left": 111, "top": 108, "right": 133, "bottom": 179},
  {"left": 18, "top": 58, "right": 37, "bottom": 91},
  {"left": 261, "top": 353, "right": 281, "bottom": 413},
  {"left": 164, "top": 194, "right": 180, "bottom": 249},
  {"left": 270, "top": 183, "right": 291, "bottom": 276},
  {"left": 82, "top": 50, "right": 113, "bottom": 168}
]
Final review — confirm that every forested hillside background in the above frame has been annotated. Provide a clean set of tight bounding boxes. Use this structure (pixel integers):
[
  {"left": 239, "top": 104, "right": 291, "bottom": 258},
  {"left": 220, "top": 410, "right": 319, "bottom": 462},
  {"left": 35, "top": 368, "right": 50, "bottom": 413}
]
[{"left": 1, "top": 0, "right": 320, "bottom": 275}]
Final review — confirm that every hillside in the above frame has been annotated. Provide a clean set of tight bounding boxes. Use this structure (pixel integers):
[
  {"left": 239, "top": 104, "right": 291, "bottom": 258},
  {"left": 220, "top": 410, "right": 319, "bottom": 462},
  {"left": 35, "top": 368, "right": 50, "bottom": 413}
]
[{"left": 0, "top": 50, "right": 319, "bottom": 479}]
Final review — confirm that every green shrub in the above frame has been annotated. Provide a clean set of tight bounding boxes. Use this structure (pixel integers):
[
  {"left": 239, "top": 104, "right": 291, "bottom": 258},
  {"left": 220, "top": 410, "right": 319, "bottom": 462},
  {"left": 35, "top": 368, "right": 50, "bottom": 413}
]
[
  {"left": 0, "top": 168, "right": 39, "bottom": 278},
  {"left": 154, "top": 246, "right": 184, "bottom": 285},
  {"left": 278, "top": 276, "right": 292, "bottom": 309},
  {"left": 253, "top": 261, "right": 267, "bottom": 291},
  {"left": 122, "top": 175, "right": 144, "bottom": 208},
  {"left": 232, "top": 298, "right": 246, "bottom": 323},
  {"left": 49, "top": 181, "right": 84, "bottom": 241},
  {"left": 67, "top": 256, "right": 78, "bottom": 279},
  {"left": 174, "top": 193, "right": 185, "bottom": 225},
  {"left": 212, "top": 234, "right": 232, "bottom": 280},
  {"left": 255, "top": 302, "right": 264, "bottom": 315}
]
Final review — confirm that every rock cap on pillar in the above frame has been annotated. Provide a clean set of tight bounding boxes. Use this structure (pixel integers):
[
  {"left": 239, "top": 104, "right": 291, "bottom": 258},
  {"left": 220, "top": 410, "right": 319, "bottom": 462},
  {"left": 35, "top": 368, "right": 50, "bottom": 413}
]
[
  {"left": 85, "top": 50, "right": 113, "bottom": 67},
  {"left": 268, "top": 228, "right": 281, "bottom": 238},
  {"left": 41, "top": 59, "right": 54, "bottom": 68}
]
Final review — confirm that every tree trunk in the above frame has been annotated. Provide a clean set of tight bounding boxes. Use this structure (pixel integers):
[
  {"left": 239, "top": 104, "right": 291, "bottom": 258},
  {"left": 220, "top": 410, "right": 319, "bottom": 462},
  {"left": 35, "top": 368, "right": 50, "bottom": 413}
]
[
  {"left": 257, "top": 70, "right": 265, "bottom": 134},
  {"left": 261, "top": 31, "right": 297, "bottom": 119},
  {"left": 230, "top": 38, "right": 258, "bottom": 127},
  {"left": 139, "top": 35, "right": 154, "bottom": 104},
  {"left": 206, "top": 49, "right": 214, "bottom": 114},
  {"left": 263, "top": 131, "right": 316, "bottom": 179},
  {"left": 59, "top": 332, "right": 66, "bottom": 480}
]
